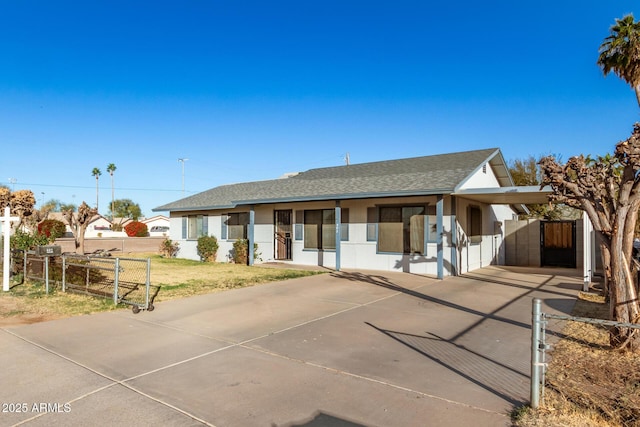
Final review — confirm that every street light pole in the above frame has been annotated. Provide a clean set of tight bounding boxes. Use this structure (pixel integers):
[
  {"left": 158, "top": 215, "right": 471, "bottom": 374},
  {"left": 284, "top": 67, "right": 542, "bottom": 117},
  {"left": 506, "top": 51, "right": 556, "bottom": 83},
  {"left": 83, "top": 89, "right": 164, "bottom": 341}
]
[{"left": 178, "top": 158, "right": 189, "bottom": 197}]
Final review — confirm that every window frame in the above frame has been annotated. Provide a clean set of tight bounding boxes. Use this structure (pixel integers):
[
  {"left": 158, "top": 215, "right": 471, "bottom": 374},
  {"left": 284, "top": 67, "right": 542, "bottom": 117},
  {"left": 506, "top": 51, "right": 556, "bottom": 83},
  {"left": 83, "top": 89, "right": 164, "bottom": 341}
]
[
  {"left": 222, "top": 212, "right": 249, "bottom": 241},
  {"left": 301, "top": 208, "right": 349, "bottom": 250},
  {"left": 374, "top": 204, "right": 428, "bottom": 255},
  {"left": 468, "top": 205, "right": 483, "bottom": 244},
  {"left": 182, "top": 215, "right": 208, "bottom": 240}
]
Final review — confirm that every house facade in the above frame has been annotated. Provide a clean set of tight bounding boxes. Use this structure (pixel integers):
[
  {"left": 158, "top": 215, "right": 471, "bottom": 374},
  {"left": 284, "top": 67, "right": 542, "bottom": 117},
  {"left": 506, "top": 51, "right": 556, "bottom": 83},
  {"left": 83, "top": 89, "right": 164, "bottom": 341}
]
[{"left": 154, "top": 148, "right": 526, "bottom": 278}]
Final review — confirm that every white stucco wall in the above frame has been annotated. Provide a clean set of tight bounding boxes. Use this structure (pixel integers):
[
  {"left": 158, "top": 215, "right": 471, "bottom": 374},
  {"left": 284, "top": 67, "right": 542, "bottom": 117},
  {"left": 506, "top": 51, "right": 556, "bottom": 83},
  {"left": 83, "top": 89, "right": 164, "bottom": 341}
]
[{"left": 169, "top": 190, "right": 516, "bottom": 276}]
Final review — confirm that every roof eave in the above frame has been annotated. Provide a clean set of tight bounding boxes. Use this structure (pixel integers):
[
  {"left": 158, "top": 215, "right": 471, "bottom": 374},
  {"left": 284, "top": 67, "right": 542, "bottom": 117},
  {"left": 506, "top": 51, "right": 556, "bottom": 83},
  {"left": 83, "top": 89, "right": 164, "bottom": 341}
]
[{"left": 155, "top": 188, "right": 457, "bottom": 212}]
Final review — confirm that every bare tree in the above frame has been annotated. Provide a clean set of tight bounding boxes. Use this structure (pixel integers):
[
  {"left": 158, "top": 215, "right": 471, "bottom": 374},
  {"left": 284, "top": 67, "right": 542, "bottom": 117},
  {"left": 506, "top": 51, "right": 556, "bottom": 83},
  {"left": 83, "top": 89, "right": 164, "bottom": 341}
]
[
  {"left": 539, "top": 124, "right": 640, "bottom": 351},
  {"left": 62, "top": 201, "right": 98, "bottom": 254},
  {"left": 9, "top": 190, "right": 36, "bottom": 230}
]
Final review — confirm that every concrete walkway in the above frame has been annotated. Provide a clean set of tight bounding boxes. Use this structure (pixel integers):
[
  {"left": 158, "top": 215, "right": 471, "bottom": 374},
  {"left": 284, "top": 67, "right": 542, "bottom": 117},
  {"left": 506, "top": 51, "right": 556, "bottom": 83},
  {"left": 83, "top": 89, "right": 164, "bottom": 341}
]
[{"left": 1, "top": 266, "right": 582, "bottom": 427}]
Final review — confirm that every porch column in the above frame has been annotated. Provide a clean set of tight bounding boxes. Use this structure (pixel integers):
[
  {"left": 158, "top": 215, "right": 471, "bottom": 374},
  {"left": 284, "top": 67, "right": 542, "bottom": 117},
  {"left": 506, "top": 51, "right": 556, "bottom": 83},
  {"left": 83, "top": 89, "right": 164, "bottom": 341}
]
[
  {"left": 335, "top": 201, "right": 341, "bottom": 272},
  {"left": 436, "top": 195, "right": 444, "bottom": 279},
  {"left": 450, "top": 196, "right": 458, "bottom": 276},
  {"left": 248, "top": 206, "right": 255, "bottom": 266}
]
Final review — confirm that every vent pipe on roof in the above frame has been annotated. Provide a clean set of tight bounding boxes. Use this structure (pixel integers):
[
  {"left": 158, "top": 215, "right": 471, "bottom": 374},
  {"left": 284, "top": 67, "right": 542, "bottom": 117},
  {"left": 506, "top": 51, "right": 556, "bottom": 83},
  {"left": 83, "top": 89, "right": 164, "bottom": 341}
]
[{"left": 344, "top": 152, "right": 350, "bottom": 166}]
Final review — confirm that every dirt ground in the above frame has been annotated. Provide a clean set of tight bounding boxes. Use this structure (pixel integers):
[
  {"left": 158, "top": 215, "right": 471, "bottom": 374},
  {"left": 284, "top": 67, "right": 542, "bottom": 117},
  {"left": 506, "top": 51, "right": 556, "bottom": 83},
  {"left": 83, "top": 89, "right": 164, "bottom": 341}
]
[{"left": 0, "top": 297, "right": 66, "bottom": 326}]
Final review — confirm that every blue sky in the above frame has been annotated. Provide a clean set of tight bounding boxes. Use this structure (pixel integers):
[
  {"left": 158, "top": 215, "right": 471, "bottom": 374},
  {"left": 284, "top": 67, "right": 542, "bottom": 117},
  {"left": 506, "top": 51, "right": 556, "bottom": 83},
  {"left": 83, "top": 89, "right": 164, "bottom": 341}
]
[{"left": 1, "top": 1, "right": 639, "bottom": 216}]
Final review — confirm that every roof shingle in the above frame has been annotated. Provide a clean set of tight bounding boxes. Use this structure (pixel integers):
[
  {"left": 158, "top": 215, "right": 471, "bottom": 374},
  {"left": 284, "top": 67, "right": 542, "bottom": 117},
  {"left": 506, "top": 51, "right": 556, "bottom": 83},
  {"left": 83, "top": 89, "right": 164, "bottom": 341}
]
[{"left": 154, "top": 148, "right": 500, "bottom": 212}]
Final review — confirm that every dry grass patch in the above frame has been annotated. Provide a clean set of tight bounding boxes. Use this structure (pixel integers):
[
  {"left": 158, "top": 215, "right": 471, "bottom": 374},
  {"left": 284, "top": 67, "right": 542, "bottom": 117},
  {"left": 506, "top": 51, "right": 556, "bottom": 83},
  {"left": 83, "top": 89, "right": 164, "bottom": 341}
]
[{"left": 514, "top": 292, "right": 640, "bottom": 427}]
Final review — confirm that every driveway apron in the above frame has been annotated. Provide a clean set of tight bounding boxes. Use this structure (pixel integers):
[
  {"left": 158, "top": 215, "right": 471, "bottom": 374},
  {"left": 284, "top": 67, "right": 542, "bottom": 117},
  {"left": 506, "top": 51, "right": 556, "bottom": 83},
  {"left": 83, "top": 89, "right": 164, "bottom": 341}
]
[{"left": 0, "top": 266, "right": 581, "bottom": 427}]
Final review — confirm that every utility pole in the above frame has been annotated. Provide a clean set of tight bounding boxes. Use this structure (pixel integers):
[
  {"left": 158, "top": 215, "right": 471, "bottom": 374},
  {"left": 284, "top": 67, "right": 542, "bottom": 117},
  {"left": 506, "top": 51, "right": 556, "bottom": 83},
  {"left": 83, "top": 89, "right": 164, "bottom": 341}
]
[{"left": 178, "top": 158, "right": 189, "bottom": 197}]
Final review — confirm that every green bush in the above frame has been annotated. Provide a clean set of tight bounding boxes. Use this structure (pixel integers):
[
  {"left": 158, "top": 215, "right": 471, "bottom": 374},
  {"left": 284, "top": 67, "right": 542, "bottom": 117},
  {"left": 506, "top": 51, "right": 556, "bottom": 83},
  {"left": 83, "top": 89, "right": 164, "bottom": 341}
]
[
  {"left": 124, "top": 221, "right": 148, "bottom": 237},
  {"left": 37, "top": 219, "right": 67, "bottom": 240},
  {"left": 159, "top": 238, "right": 179, "bottom": 258},
  {"left": 10, "top": 229, "right": 50, "bottom": 251},
  {"left": 231, "top": 239, "right": 260, "bottom": 265},
  {"left": 197, "top": 236, "right": 219, "bottom": 262}
]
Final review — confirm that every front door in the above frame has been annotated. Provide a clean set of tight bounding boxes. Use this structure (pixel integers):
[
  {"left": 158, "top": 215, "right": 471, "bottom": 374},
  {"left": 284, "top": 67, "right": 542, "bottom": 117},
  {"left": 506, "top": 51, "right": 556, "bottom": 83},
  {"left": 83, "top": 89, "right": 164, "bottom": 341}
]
[
  {"left": 274, "top": 210, "right": 292, "bottom": 260},
  {"left": 541, "top": 220, "right": 576, "bottom": 268}
]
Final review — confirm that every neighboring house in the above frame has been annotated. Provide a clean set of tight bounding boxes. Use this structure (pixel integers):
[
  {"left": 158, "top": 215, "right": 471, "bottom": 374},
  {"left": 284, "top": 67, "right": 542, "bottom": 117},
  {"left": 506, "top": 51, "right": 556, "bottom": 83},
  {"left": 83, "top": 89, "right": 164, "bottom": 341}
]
[
  {"left": 48, "top": 213, "right": 128, "bottom": 238},
  {"left": 153, "top": 148, "right": 548, "bottom": 278},
  {"left": 85, "top": 215, "right": 114, "bottom": 238},
  {"left": 142, "top": 215, "right": 170, "bottom": 236}
]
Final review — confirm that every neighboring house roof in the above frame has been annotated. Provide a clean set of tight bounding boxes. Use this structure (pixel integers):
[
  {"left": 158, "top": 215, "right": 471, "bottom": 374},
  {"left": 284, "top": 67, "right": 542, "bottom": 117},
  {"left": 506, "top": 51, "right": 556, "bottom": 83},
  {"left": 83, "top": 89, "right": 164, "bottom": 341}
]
[
  {"left": 48, "top": 212, "right": 110, "bottom": 225},
  {"left": 153, "top": 148, "right": 511, "bottom": 212},
  {"left": 141, "top": 215, "right": 169, "bottom": 224}
]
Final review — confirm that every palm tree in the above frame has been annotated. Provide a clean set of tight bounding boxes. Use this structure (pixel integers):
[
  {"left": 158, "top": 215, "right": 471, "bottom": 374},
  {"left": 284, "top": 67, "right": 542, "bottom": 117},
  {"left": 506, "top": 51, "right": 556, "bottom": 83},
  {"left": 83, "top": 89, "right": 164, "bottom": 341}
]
[
  {"left": 106, "top": 163, "right": 117, "bottom": 220},
  {"left": 598, "top": 14, "right": 640, "bottom": 107},
  {"left": 91, "top": 167, "right": 101, "bottom": 211}
]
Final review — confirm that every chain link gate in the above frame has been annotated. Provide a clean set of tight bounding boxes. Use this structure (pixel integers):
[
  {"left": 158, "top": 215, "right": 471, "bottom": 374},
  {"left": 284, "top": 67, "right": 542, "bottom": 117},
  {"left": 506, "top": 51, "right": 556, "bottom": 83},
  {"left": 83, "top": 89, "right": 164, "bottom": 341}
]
[{"left": 62, "top": 254, "right": 153, "bottom": 313}]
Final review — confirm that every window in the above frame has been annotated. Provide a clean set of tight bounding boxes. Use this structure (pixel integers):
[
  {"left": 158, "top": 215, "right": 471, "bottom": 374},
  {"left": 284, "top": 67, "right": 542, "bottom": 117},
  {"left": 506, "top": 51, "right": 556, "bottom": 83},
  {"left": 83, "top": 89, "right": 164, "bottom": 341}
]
[
  {"left": 378, "top": 206, "right": 426, "bottom": 254},
  {"left": 302, "top": 208, "right": 349, "bottom": 250},
  {"left": 426, "top": 205, "right": 438, "bottom": 243},
  {"left": 468, "top": 205, "right": 482, "bottom": 244},
  {"left": 182, "top": 215, "right": 208, "bottom": 240},
  {"left": 222, "top": 213, "right": 249, "bottom": 240},
  {"left": 367, "top": 207, "right": 377, "bottom": 241}
]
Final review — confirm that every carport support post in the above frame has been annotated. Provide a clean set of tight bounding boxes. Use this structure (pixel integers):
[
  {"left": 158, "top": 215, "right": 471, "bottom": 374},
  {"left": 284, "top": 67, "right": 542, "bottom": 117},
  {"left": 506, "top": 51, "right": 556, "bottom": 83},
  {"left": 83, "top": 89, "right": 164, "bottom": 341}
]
[
  {"left": 436, "top": 195, "right": 444, "bottom": 279},
  {"left": 450, "top": 196, "right": 457, "bottom": 276},
  {"left": 248, "top": 206, "right": 255, "bottom": 266},
  {"left": 335, "top": 201, "right": 341, "bottom": 272}
]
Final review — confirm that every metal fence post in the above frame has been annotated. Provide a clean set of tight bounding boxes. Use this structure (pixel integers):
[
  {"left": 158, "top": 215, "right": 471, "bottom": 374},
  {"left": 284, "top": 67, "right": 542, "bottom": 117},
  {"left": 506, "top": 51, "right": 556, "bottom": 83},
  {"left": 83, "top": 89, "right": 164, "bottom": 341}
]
[
  {"left": 22, "top": 250, "right": 27, "bottom": 284},
  {"left": 62, "top": 255, "right": 66, "bottom": 292},
  {"left": 45, "top": 256, "right": 49, "bottom": 294},
  {"left": 113, "top": 257, "right": 120, "bottom": 305},
  {"left": 531, "top": 298, "right": 542, "bottom": 408},
  {"left": 145, "top": 257, "right": 151, "bottom": 310}
]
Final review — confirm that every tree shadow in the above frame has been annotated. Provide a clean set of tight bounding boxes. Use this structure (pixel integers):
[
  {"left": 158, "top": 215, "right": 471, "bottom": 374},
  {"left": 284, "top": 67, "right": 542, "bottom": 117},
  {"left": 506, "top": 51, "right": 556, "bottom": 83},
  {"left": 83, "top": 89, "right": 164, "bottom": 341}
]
[
  {"left": 275, "top": 410, "right": 366, "bottom": 427},
  {"left": 366, "top": 322, "right": 529, "bottom": 407},
  {"left": 332, "top": 271, "right": 532, "bottom": 332}
]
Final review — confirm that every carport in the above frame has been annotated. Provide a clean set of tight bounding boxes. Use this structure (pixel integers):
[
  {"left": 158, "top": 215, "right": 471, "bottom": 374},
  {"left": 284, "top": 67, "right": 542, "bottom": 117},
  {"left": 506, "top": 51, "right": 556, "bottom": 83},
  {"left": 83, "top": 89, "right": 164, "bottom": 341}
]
[{"left": 454, "top": 185, "right": 596, "bottom": 291}]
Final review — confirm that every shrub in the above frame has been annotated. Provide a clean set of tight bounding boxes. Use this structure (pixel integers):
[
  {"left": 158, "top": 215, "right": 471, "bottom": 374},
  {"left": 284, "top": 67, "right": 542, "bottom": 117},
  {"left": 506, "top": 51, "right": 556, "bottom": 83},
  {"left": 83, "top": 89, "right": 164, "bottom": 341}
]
[
  {"left": 231, "top": 239, "right": 260, "bottom": 265},
  {"left": 197, "top": 236, "right": 219, "bottom": 262},
  {"left": 10, "top": 229, "right": 50, "bottom": 251},
  {"left": 159, "top": 238, "right": 179, "bottom": 258},
  {"left": 37, "top": 219, "right": 67, "bottom": 240},
  {"left": 124, "top": 221, "right": 149, "bottom": 237}
]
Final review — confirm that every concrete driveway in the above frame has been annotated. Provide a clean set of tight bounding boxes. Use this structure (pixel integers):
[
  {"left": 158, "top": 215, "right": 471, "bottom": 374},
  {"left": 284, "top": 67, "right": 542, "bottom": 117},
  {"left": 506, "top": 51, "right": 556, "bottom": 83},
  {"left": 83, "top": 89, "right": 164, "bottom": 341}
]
[{"left": 0, "top": 266, "right": 582, "bottom": 427}]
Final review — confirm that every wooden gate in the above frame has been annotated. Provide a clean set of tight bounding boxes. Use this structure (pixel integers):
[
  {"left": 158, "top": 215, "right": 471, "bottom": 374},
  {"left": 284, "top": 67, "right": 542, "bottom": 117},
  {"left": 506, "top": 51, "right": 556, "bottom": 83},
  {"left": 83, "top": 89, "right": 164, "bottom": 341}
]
[
  {"left": 274, "top": 210, "right": 292, "bottom": 260},
  {"left": 540, "top": 221, "right": 576, "bottom": 268}
]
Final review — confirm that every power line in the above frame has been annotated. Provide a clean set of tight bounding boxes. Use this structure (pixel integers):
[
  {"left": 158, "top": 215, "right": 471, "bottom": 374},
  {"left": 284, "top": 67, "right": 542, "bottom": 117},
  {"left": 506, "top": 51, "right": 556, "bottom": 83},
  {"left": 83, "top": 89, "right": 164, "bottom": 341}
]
[{"left": 9, "top": 181, "right": 190, "bottom": 193}]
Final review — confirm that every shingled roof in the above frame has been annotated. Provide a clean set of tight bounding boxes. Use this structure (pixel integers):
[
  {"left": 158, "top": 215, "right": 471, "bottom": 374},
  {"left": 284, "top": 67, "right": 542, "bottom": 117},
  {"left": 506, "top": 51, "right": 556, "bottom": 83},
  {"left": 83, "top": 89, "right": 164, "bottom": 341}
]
[{"left": 154, "top": 148, "right": 508, "bottom": 212}]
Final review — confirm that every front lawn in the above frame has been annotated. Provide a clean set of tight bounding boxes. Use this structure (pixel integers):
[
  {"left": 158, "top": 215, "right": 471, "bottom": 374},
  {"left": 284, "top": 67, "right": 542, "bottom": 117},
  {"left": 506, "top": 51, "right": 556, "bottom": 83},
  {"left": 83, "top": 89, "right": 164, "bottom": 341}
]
[{"left": 0, "top": 254, "right": 324, "bottom": 325}]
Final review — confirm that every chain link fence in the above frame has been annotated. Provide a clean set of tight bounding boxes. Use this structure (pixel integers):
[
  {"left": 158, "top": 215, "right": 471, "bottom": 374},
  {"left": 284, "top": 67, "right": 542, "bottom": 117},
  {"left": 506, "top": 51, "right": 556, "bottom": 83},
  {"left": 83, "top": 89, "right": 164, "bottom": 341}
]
[
  {"left": 0, "top": 249, "right": 57, "bottom": 285},
  {"left": 62, "top": 254, "right": 154, "bottom": 312},
  {"left": 530, "top": 298, "right": 640, "bottom": 423},
  {"left": 1, "top": 249, "right": 154, "bottom": 313}
]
